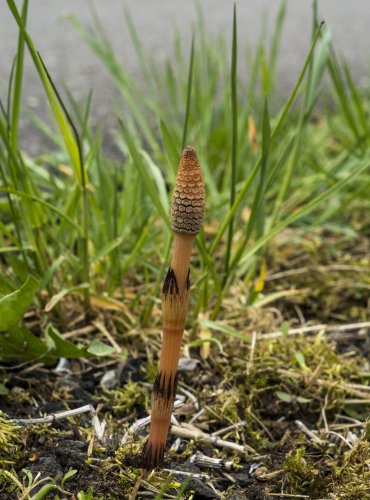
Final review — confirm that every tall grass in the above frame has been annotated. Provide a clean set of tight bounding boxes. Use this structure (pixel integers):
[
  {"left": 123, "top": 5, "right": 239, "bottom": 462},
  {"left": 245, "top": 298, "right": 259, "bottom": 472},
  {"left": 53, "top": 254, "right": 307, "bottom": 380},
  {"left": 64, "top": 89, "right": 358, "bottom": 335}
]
[{"left": 0, "top": 0, "right": 369, "bottom": 325}]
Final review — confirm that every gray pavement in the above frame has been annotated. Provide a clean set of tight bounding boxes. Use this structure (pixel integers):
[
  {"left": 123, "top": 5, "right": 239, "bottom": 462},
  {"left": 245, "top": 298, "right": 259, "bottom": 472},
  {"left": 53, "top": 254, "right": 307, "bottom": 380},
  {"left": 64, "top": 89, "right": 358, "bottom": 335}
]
[{"left": 0, "top": 1, "right": 369, "bottom": 153}]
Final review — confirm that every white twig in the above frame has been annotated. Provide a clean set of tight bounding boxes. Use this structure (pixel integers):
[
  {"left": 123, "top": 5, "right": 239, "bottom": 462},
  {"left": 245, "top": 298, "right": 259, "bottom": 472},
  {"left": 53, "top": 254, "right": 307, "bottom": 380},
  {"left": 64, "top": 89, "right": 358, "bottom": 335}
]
[
  {"left": 211, "top": 420, "right": 246, "bottom": 437},
  {"left": 11, "top": 404, "right": 106, "bottom": 441},
  {"left": 337, "top": 414, "right": 363, "bottom": 424},
  {"left": 295, "top": 420, "right": 322, "bottom": 443},
  {"left": 189, "top": 408, "right": 205, "bottom": 425},
  {"left": 247, "top": 331, "right": 257, "bottom": 376},
  {"left": 121, "top": 400, "right": 184, "bottom": 445},
  {"left": 327, "top": 431, "right": 354, "bottom": 449},
  {"left": 178, "top": 387, "right": 199, "bottom": 410},
  {"left": 170, "top": 424, "right": 255, "bottom": 454},
  {"left": 190, "top": 451, "right": 233, "bottom": 471},
  {"left": 170, "top": 437, "right": 182, "bottom": 452},
  {"left": 268, "top": 494, "right": 310, "bottom": 498},
  {"left": 262, "top": 321, "right": 370, "bottom": 340},
  {"left": 170, "top": 414, "right": 180, "bottom": 426},
  {"left": 265, "top": 264, "right": 368, "bottom": 282},
  {"left": 54, "top": 358, "right": 71, "bottom": 374},
  {"left": 163, "top": 468, "right": 210, "bottom": 480}
]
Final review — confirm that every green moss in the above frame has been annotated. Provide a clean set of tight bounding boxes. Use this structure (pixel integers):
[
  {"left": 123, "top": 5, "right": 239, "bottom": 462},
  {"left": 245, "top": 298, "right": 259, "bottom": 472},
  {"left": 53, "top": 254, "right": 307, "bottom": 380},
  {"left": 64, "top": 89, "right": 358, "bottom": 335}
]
[
  {"left": 329, "top": 441, "right": 370, "bottom": 499},
  {"left": 203, "top": 387, "right": 241, "bottom": 424},
  {"left": 279, "top": 440, "right": 370, "bottom": 498},
  {"left": 99, "top": 381, "right": 147, "bottom": 416},
  {"left": 145, "top": 362, "right": 158, "bottom": 385},
  {"left": 0, "top": 469, "right": 19, "bottom": 496},
  {"left": 167, "top": 438, "right": 195, "bottom": 460},
  {"left": 284, "top": 447, "right": 313, "bottom": 485},
  {"left": 104, "top": 445, "right": 182, "bottom": 496},
  {"left": 0, "top": 412, "right": 23, "bottom": 467},
  {"left": 114, "top": 442, "right": 143, "bottom": 464}
]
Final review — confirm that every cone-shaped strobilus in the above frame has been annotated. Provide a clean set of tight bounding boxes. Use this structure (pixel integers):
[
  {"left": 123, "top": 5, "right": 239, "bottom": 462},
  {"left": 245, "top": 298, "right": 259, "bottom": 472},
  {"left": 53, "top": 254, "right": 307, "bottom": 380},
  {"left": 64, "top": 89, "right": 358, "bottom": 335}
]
[{"left": 144, "top": 146, "right": 205, "bottom": 469}]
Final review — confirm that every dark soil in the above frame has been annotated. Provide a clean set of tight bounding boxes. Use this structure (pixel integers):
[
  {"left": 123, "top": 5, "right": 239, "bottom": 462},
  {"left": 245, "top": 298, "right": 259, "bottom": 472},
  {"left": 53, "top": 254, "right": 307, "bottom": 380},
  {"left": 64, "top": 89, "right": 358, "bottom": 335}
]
[{"left": 0, "top": 231, "right": 369, "bottom": 499}]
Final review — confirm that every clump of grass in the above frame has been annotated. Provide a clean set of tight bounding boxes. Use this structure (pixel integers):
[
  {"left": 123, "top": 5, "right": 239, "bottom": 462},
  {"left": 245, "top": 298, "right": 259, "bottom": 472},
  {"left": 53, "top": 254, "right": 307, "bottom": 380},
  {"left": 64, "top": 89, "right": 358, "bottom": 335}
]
[{"left": 1, "top": 0, "right": 368, "bottom": 325}]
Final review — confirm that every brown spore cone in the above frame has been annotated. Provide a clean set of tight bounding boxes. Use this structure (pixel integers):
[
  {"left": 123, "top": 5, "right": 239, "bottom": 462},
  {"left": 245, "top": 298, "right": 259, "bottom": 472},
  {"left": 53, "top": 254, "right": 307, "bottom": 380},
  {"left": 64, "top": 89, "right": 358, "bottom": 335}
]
[{"left": 170, "top": 146, "right": 205, "bottom": 235}]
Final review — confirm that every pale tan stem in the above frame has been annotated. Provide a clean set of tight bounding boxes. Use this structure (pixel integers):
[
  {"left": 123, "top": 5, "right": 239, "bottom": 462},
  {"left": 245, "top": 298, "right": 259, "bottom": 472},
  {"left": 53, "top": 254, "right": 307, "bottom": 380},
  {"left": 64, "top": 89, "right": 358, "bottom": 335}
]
[
  {"left": 159, "top": 328, "right": 183, "bottom": 376},
  {"left": 144, "top": 146, "right": 205, "bottom": 470},
  {"left": 170, "top": 234, "right": 195, "bottom": 291}
]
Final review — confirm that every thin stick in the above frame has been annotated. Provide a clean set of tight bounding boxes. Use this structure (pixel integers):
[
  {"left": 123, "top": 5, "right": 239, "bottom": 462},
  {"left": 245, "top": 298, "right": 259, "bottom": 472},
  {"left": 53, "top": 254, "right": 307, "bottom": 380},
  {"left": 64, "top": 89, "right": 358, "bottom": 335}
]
[
  {"left": 262, "top": 321, "right": 370, "bottom": 339},
  {"left": 92, "top": 320, "right": 122, "bottom": 353},
  {"left": 319, "top": 422, "right": 366, "bottom": 432},
  {"left": 178, "top": 386, "right": 199, "bottom": 410},
  {"left": 327, "top": 431, "right": 354, "bottom": 449},
  {"left": 247, "top": 330, "right": 257, "bottom": 376},
  {"left": 121, "top": 400, "right": 184, "bottom": 445},
  {"left": 188, "top": 408, "right": 205, "bottom": 425},
  {"left": 265, "top": 264, "right": 368, "bottom": 282},
  {"left": 190, "top": 451, "right": 233, "bottom": 471},
  {"left": 269, "top": 494, "right": 310, "bottom": 499},
  {"left": 163, "top": 468, "right": 210, "bottom": 480},
  {"left": 63, "top": 324, "right": 96, "bottom": 339},
  {"left": 211, "top": 420, "right": 246, "bottom": 437},
  {"left": 170, "top": 424, "right": 255, "bottom": 454},
  {"left": 11, "top": 404, "right": 106, "bottom": 441},
  {"left": 295, "top": 420, "right": 323, "bottom": 443}
]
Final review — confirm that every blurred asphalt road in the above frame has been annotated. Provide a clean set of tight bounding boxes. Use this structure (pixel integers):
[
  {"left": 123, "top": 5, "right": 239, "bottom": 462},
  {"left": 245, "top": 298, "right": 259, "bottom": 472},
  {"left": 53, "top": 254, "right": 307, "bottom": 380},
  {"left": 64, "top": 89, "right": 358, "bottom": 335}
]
[{"left": 0, "top": 0, "right": 369, "bottom": 153}]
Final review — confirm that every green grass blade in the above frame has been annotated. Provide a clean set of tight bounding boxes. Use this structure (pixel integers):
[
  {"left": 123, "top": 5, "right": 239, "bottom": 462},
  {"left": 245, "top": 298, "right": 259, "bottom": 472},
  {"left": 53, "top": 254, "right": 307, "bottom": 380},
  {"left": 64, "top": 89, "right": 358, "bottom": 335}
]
[
  {"left": 0, "top": 187, "right": 81, "bottom": 233},
  {"left": 230, "top": 98, "right": 271, "bottom": 271},
  {"left": 119, "top": 119, "right": 170, "bottom": 228},
  {"left": 224, "top": 3, "right": 238, "bottom": 277},
  {"left": 209, "top": 22, "right": 324, "bottom": 259},
  {"left": 182, "top": 34, "right": 195, "bottom": 150},
  {"left": 160, "top": 120, "right": 180, "bottom": 180},
  {"left": 10, "top": 0, "right": 28, "bottom": 148},
  {"left": 269, "top": 0, "right": 287, "bottom": 89},
  {"left": 6, "top": 0, "right": 83, "bottom": 184},
  {"left": 238, "top": 159, "right": 370, "bottom": 272}
]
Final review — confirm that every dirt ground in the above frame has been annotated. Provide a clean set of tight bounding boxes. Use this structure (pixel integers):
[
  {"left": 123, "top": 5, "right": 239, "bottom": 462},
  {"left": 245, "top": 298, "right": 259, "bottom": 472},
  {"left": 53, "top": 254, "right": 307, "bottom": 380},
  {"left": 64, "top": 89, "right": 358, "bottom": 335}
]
[{"left": 1, "top": 229, "right": 370, "bottom": 499}]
